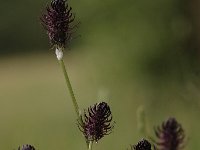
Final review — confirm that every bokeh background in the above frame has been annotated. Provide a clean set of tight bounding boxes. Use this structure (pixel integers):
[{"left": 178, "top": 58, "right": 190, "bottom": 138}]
[{"left": 0, "top": 0, "right": 200, "bottom": 149}]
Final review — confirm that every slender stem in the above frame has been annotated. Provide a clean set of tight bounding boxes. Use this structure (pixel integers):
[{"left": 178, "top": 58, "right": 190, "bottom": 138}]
[
  {"left": 59, "top": 59, "right": 80, "bottom": 118},
  {"left": 56, "top": 47, "right": 88, "bottom": 147},
  {"left": 88, "top": 141, "right": 93, "bottom": 150}
]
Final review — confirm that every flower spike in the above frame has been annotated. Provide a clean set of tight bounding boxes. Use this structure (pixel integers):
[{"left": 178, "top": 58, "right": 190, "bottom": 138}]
[
  {"left": 78, "top": 102, "right": 114, "bottom": 143},
  {"left": 155, "top": 117, "right": 185, "bottom": 150},
  {"left": 41, "top": 0, "right": 78, "bottom": 47},
  {"left": 18, "top": 144, "right": 36, "bottom": 150},
  {"left": 132, "top": 139, "right": 153, "bottom": 150}
]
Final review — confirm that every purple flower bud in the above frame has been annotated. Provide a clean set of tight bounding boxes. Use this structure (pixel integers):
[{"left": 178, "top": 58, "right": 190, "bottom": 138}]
[
  {"left": 132, "top": 139, "right": 152, "bottom": 150},
  {"left": 78, "top": 102, "right": 114, "bottom": 142},
  {"left": 18, "top": 144, "right": 35, "bottom": 150},
  {"left": 155, "top": 117, "right": 185, "bottom": 150},
  {"left": 41, "top": 0, "right": 78, "bottom": 47}
]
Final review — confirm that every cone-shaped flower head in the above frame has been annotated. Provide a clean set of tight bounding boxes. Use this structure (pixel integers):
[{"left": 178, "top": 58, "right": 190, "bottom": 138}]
[
  {"left": 155, "top": 117, "right": 185, "bottom": 150},
  {"left": 79, "top": 102, "right": 114, "bottom": 142},
  {"left": 132, "top": 139, "right": 152, "bottom": 150},
  {"left": 18, "top": 144, "right": 35, "bottom": 150},
  {"left": 41, "top": 0, "right": 77, "bottom": 47}
]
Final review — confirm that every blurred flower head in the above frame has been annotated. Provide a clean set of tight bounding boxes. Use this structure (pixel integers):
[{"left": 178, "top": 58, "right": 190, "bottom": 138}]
[
  {"left": 132, "top": 139, "right": 152, "bottom": 150},
  {"left": 41, "top": 0, "right": 78, "bottom": 48},
  {"left": 78, "top": 102, "right": 114, "bottom": 142},
  {"left": 155, "top": 117, "right": 185, "bottom": 150},
  {"left": 18, "top": 144, "right": 35, "bottom": 150}
]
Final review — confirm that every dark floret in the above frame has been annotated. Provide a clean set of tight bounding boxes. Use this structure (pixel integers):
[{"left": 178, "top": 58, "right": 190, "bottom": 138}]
[
  {"left": 132, "top": 139, "right": 152, "bottom": 150},
  {"left": 78, "top": 102, "right": 114, "bottom": 142},
  {"left": 41, "top": 0, "right": 78, "bottom": 47},
  {"left": 18, "top": 144, "right": 35, "bottom": 150},
  {"left": 155, "top": 117, "right": 185, "bottom": 150}
]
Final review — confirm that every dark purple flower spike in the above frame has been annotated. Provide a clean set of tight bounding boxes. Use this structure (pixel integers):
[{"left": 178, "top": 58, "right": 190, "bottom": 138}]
[
  {"left": 41, "top": 0, "right": 78, "bottom": 47},
  {"left": 78, "top": 102, "right": 114, "bottom": 143},
  {"left": 18, "top": 144, "right": 35, "bottom": 150},
  {"left": 132, "top": 139, "right": 153, "bottom": 150},
  {"left": 155, "top": 117, "right": 185, "bottom": 150}
]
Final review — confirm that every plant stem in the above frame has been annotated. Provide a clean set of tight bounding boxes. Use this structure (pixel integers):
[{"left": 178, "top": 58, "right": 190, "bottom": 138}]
[
  {"left": 59, "top": 59, "right": 80, "bottom": 118},
  {"left": 56, "top": 47, "right": 88, "bottom": 147},
  {"left": 88, "top": 141, "right": 93, "bottom": 150}
]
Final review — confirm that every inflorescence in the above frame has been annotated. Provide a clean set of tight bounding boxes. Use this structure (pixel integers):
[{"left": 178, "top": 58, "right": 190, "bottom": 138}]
[
  {"left": 18, "top": 144, "right": 35, "bottom": 150},
  {"left": 78, "top": 102, "right": 114, "bottom": 143},
  {"left": 154, "top": 117, "right": 185, "bottom": 150},
  {"left": 132, "top": 139, "right": 152, "bottom": 150},
  {"left": 41, "top": 0, "right": 78, "bottom": 47}
]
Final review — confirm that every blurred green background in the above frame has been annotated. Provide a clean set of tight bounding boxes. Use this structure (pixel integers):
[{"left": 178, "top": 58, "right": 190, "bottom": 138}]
[{"left": 0, "top": 0, "right": 200, "bottom": 149}]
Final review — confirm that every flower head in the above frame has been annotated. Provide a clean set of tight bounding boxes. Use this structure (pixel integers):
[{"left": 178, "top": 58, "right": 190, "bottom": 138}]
[
  {"left": 18, "top": 144, "right": 35, "bottom": 150},
  {"left": 41, "top": 0, "right": 77, "bottom": 47},
  {"left": 132, "top": 139, "right": 152, "bottom": 150},
  {"left": 78, "top": 102, "right": 114, "bottom": 142},
  {"left": 155, "top": 117, "right": 185, "bottom": 150}
]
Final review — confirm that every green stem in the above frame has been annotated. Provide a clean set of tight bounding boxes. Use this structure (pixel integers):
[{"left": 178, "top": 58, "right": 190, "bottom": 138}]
[
  {"left": 58, "top": 54, "right": 88, "bottom": 147},
  {"left": 88, "top": 141, "right": 93, "bottom": 150},
  {"left": 59, "top": 59, "right": 80, "bottom": 118}
]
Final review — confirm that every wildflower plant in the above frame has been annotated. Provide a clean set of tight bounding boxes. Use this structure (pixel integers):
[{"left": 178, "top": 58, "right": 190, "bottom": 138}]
[
  {"left": 154, "top": 118, "right": 185, "bottom": 150},
  {"left": 40, "top": 0, "right": 114, "bottom": 149},
  {"left": 41, "top": 0, "right": 81, "bottom": 129}
]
